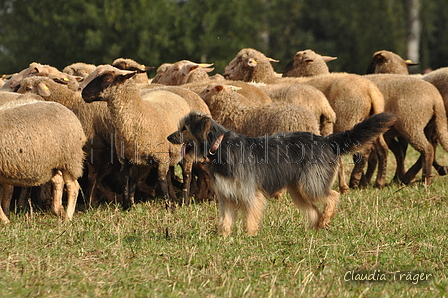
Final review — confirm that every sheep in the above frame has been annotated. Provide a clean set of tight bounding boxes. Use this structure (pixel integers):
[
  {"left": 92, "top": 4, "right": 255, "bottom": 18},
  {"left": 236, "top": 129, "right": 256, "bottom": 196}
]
[
  {"left": 152, "top": 59, "right": 272, "bottom": 106},
  {"left": 224, "top": 48, "right": 387, "bottom": 191},
  {"left": 80, "top": 67, "right": 192, "bottom": 209},
  {"left": 282, "top": 49, "right": 337, "bottom": 77},
  {"left": 199, "top": 83, "right": 320, "bottom": 137},
  {"left": 158, "top": 58, "right": 332, "bottom": 135},
  {"left": 256, "top": 83, "right": 335, "bottom": 136},
  {"left": 365, "top": 51, "right": 448, "bottom": 181},
  {"left": 16, "top": 75, "right": 121, "bottom": 206},
  {"left": 141, "top": 85, "right": 214, "bottom": 202},
  {"left": 151, "top": 63, "right": 175, "bottom": 84},
  {"left": 155, "top": 60, "right": 214, "bottom": 85},
  {"left": 63, "top": 62, "right": 97, "bottom": 79},
  {"left": 364, "top": 73, "right": 448, "bottom": 184},
  {"left": 0, "top": 62, "right": 62, "bottom": 91},
  {"left": 112, "top": 58, "right": 153, "bottom": 84},
  {"left": 0, "top": 94, "right": 86, "bottom": 223},
  {"left": 366, "top": 50, "right": 419, "bottom": 75}
]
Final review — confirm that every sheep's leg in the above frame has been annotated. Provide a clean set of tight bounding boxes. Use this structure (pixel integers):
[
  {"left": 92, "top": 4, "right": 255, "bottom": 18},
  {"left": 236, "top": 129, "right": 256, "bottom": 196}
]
[
  {"left": 157, "top": 163, "right": 173, "bottom": 209},
  {"left": 193, "top": 163, "right": 214, "bottom": 201},
  {"left": 337, "top": 157, "right": 349, "bottom": 193},
  {"left": 373, "top": 135, "right": 389, "bottom": 188},
  {"left": 403, "top": 137, "right": 434, "bottom": 184},
  {"left": 349, "top": 149, "right": 371, "bottom": 188},
  {"left": 365, "top": 150, "right": 378, "bottom": 184},
  {"left": 50, "top": 170, "right": 65, "bottom": 217},
  {"left": 16, "top": 187, "right": 32, "bottom": 212},
  {"left": 120, "top": 161, "right": 134, "bottom": 210},
  {"left": 0, "top": 184, "right": 14, "bottom": 223},
  {"left": 62, "top": 170, "right": 79, "bottom": 220},
  {"left": 181, "top": 158, "right": 194, "bottom": 205},
  {"left": 85, "top": 163, "right": 99, "bottom": 207},
  {"left": 387, "top": 137, "right": 408, "bottom": 184}
]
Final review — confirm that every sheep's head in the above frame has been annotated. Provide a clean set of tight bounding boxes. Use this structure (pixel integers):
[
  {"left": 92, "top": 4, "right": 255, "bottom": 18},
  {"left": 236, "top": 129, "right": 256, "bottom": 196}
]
[
  {"left": 81, "top": 69, "right": 137, "bottom": 103},
  {"left": 223, "top": 48, "right": 260, "bottom": 81},
  {"left": 223, "top": 48, "right": 279, "bottom": 82},
  {"left": 283, "top": 49, "right": 335, "bottom": 77},
  {"left": 366, "top": 50, "right": 418, "bottom": 74}
]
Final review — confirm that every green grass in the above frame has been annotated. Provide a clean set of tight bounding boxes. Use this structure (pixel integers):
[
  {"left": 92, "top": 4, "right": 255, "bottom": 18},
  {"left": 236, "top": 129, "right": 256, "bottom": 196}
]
[{"left": 0, "top": 149, "right": 447, "bottom": 297}]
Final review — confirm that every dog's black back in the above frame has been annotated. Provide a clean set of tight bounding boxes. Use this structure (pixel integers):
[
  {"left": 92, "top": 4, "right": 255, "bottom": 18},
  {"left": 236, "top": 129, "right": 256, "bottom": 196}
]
[{"left": 169, "top": 112, "right": 396, "bottom": 200}]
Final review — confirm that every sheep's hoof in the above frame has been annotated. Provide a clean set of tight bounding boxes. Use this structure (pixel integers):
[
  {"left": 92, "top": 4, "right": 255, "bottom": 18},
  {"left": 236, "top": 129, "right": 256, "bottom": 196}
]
[{"left": 436, "top": 166, "right": 448, "bottom": 176}]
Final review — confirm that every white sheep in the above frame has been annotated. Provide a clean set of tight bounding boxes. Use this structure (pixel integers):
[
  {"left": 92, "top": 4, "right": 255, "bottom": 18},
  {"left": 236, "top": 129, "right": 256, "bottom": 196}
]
[
  {"left": 0, "top": 94, "right": 86, "bottom": 223},
  {"left": 81, "top": 66, "right": 191, "bottom": 208}
]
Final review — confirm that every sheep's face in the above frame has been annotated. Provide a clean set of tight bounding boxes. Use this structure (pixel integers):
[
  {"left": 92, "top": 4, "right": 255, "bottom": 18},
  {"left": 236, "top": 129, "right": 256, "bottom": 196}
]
[
  {"left": 223, "top": 49, "right": 258, "bottom": 80},
  {"left": 82, "top": 71, "right": 136, "bottom": 103}
]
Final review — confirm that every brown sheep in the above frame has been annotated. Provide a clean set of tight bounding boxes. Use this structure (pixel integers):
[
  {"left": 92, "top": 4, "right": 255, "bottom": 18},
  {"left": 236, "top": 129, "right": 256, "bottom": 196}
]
[
  {"left": 366, "top": 50, "right": 448, "bottom": 181},
  {"left": 365, "top": 73, "right": 448, "bottom": 184},
  {"left": 366, "top": 50, "right": 419, "bottom": 75},
  {"left": 81, "top": 67, "right": 191, "bottom": 209},
  {"left": 199, "top": 83, "right": 320, "bottom": 137},
  {"left": 112, "top": 58, "right": 154, "bottom": 84},
  {"left": 16, "top": 75, "right": 122, "bottom": 206},
  {"left": 0, "top": 95, "right": 86, "bottom": 223},
  {"left": 224, "top": 48, "right": 387, "bottom": 191},
  {"left": 63, "top": 62, "right": 97, "bottom": 79}
]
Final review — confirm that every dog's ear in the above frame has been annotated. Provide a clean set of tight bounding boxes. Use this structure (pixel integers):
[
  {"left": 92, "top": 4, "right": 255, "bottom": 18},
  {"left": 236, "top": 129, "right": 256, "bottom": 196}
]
[
  {"left": 189, "top": 113, "right": 213, "bottom": 142},
  {"left": 199, "top": 115, "right": 212, "bottom": 141}
]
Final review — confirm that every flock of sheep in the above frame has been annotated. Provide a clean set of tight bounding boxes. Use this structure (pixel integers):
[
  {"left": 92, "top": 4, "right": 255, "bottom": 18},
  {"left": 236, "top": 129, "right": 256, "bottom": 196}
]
[{"left": 0, "top": 48, "right": 447, "bottom": 224}]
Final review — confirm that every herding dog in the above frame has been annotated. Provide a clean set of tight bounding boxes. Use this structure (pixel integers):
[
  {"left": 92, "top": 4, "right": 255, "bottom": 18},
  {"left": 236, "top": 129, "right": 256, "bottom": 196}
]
[{"left": 167, "top": 112, "right": 396, "bottom": 236}]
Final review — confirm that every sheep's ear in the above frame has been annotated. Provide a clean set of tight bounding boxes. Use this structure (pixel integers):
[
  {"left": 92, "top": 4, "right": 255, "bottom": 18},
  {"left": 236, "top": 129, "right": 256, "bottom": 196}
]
[
  {"left": 322, "top": 56, "right": 337, "bottom": 62},
  {"left": 267, "top": 57, "right": 279, "bottom": 63},
  {"left": 405, "top": 59, "right": 419, "bottom": 66},
  {"left": 213, "top": 85, "right": 224, "bottom": 92},
  {"left": 182, "top": 65, "right": 200, "bottom": 76},
  {"left": 52, "top": 77, "right": 69, "bottom": 85},
  {"left": 115, "top": 71, "right": 137, "bottom": 83},
  {"left": 248, "top": 58, "right": 258, "bottom": 67},
  {"left": 36, "top": 82, "right": 51, "bottom": 97},
  {"left": 282, "top": 59, "right": 295, "bottom": 76}
]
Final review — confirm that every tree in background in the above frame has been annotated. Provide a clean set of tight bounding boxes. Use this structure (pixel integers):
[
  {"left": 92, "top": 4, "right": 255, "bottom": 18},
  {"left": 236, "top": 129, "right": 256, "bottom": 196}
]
[{"left": 0, "top": 0, "right": 446, "bottom": 75}]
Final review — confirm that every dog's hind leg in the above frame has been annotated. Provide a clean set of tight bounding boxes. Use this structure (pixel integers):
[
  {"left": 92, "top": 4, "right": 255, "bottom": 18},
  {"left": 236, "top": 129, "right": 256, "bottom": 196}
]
[
  {"left": 287, "top": 185, "right": 321, "bottom": 229},
  {"left": 317, "top": 190, "right": 339, "bottom": 229},
  {"left": 217, "top": 197, "right": 239, "bottom": 236},
  {"left": 242, "top": 190, "right": 267, "bottom": 236}
]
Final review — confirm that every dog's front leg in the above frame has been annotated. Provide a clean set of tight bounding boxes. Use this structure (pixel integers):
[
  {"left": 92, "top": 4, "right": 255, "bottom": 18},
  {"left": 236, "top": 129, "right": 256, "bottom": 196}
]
[{"left": 218, "top": 197, "right": 238, "bottom": 236}]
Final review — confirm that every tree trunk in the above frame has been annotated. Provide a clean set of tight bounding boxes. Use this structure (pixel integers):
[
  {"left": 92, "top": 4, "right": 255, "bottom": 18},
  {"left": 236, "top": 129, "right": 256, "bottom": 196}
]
[{"left": 406, "top": 0, "right": 421, "bottom": 73}]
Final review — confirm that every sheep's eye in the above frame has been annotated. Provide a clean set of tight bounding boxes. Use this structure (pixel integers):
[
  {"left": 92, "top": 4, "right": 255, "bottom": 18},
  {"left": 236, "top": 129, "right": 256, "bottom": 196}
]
[{"left": 26, "top": 86, "right": 32, "bottom": 91}]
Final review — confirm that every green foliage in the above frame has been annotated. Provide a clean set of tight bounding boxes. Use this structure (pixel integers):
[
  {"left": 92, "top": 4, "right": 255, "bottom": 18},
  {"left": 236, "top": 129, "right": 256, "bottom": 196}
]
[{"left": 0, "top": 0, "right": 447, "bottom": 75}]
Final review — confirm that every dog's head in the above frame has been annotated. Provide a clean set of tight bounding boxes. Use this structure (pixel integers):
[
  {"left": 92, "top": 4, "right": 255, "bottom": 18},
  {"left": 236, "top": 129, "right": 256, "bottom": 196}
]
[{"left": 168, "top": 111, "right": 226, "bottom": 161}]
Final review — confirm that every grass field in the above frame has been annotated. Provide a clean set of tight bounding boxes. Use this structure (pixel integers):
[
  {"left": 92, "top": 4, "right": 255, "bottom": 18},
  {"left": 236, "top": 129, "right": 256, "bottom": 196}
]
[{"left": 0, "top": 151, "right": 447, "bottom": 297}]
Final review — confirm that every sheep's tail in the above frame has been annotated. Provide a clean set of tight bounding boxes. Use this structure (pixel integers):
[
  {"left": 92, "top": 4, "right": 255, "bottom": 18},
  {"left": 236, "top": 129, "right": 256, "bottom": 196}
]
[
  {"left": 433, "top": 94, "right": 448, "bottom": 152},
  {"left": 368, "top": 82, "right": 385, "bottom": 115},
  {"left": 326, "top": 112, "right": 396, "bottom": 155}
]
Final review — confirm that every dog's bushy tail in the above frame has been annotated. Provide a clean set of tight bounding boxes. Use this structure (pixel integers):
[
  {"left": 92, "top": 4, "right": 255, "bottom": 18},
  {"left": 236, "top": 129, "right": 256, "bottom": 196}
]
[{"left": 327, "top": 112, "right": 396, "bottom": 155}]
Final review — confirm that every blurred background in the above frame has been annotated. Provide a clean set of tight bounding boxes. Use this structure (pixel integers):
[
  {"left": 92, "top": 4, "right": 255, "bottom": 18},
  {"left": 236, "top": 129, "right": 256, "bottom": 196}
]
[{"left": 0, "top": 0, "right": 446, "bottom": 75}]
